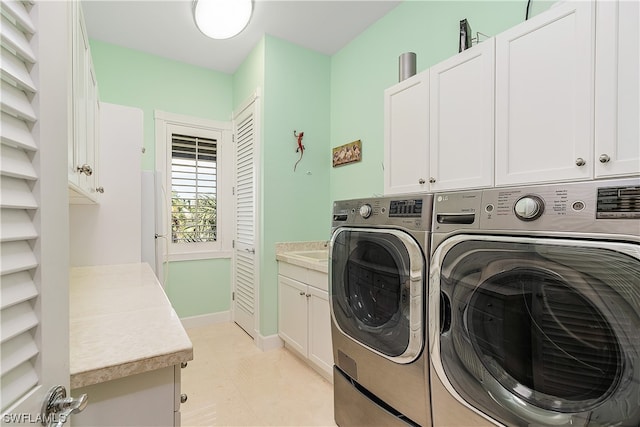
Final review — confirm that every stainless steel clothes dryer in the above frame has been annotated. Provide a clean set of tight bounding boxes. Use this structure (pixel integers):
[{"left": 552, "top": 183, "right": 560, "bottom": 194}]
[
  {"left": 429, "top": 178, "right": 640, "bottom": 427},
  {"left": 330, "top": 194, "right": 433, "bottom": 427}
]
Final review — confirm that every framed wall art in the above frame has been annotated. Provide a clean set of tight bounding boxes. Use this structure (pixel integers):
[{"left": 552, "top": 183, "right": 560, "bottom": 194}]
[{"left": 332, "top": 140, "right": 362, "bottom": 167}]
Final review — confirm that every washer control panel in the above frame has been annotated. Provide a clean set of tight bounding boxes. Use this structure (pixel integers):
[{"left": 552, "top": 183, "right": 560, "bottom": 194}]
[{"left": 433, "top": 178, "right": 639, "bottom": 235}]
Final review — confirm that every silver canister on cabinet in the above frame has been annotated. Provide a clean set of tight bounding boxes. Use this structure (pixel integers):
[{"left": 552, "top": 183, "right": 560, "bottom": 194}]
[{"left": 398, "top": 52, "right": 416, "bottom": 82}]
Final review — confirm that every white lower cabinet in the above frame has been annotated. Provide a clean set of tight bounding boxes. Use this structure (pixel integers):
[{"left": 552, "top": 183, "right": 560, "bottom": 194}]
[
  {"left": 278, "top": 263, "right": 333, "bottom": 381},
  {"left": 71, "top": 365, "right": 183, "bottom": 426}
]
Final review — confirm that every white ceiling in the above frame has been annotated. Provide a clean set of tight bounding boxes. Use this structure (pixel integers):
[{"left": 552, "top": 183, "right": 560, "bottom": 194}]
[{"left": 82, "top": 0, "right": 402, "bottom": 74}]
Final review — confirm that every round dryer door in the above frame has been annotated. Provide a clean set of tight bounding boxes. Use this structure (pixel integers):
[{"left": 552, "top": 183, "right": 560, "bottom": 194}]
[
  {"left": 431, "top": 235, "right": 640, "bottom": 427},
  {"left": 330, "top": 227, "right": 425, "bottom": 363}
]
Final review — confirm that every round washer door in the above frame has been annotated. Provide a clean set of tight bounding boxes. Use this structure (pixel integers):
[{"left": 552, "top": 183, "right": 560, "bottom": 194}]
[
  {"left": 330, "top": 227, "right": 425, "bottom": 363},
  {"left": 430, "top": 235, "right": 640, "bottom": 427}
]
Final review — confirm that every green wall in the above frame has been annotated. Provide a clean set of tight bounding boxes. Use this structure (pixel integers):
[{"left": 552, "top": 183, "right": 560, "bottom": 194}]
[
  {"left": 232, "top": 38, "right": 265, "bottom": 111},
  {"left": 90, "top": 40, "right": 233, "bottom": 170},
  {"left": 90, "top": 41, "right": 234, "bottom": 318},
  {"left": 329, "top": 0, "right": 554, "bottom": 201},
  {"left": 260, "top": 36, "right": 331, "bottom": 335},
  {"left": 165, "top": 259, "right": 231, "bottom": 317}
]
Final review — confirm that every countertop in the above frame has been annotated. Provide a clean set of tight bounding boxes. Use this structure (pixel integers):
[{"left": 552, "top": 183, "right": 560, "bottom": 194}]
[
  {"left": 275, "top": 241, "right": 329, "bottom": 273},
  {"left": 69, "top": 263, "right": 193, "bottom": 389}
]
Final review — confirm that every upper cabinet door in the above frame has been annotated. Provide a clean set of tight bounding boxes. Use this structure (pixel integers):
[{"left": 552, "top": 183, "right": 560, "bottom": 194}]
[
  {"left": 429, "top": 38, "right": 495, "bottom": 192},
  {"left": 383, "top": 71, "right": 429, "bottom": 195},
  {"left": 69, "top": 2, "right": 99, "bottom": 203},
  {"left": 594, "top": 0, "right": 640, "bottom": 178},
  {"left": 495, "top": 1, "right": 595, "bottom": 186}
]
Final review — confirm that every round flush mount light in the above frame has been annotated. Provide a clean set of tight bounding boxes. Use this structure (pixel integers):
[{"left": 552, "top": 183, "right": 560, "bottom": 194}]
[{"left": 193, "top": 0, "right": 253, "bottom": 40}]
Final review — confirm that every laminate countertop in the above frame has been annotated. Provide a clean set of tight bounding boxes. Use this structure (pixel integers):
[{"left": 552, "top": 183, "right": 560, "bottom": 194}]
[
  {"left": 275, "top": 241, "right": 329, "bottom": 273},
  {"left": 69, "top": 263, "right": 193, "bottom": 389}
]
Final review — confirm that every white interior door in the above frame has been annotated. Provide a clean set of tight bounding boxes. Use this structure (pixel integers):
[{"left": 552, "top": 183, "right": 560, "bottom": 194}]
[
  {"left": 1, "top": 1, "right": 74, "bottom": 423},
  {"left": 232, "top": 94, "right": 260, "bottom": 338}
]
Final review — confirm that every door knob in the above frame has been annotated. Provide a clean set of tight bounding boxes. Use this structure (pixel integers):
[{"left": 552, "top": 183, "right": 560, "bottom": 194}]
[{"left": 41, "top": 385, "right": 88, "bottom": 427}]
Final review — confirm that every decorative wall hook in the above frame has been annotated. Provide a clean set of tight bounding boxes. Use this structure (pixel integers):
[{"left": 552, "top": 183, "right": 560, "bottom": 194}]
[{"left": 294, "top": 130, "right": 304, "bottom": 171}]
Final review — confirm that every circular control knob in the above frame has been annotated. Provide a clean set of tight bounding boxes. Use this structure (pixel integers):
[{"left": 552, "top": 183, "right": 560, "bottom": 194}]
[
  {"left": 359, "top": 204, "right": 372, "bottom": 218},
  {"left": 514, "top": 195, "right": 544, "bottom": 221}
]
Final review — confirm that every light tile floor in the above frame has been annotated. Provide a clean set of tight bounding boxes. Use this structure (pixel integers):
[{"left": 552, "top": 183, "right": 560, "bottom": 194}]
[{"left": 181, "top": 322, "right": 336, "bottom": 427}]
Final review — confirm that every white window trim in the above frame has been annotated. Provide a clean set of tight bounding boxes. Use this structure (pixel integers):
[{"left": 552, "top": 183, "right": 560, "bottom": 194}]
[{"left": 155, "top": 110, "right": 233, "bottom": 261}]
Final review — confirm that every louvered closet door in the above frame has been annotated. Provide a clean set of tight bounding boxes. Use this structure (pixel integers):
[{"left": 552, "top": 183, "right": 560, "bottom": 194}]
[
  {"left": 232, "top": 96, "right": 259, "bottom": 338},
  {"left": 1, "top": 0, "right": 71, "bottom": 420}
]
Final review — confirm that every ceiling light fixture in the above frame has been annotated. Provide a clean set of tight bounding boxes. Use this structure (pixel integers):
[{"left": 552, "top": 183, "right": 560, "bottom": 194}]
[{"left": 193, "top": 0, "right": 253, "bottom": 40}]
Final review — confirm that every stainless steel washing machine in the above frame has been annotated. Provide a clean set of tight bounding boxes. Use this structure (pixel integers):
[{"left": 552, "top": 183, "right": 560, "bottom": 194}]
[
  {"left": 330, "top": 194, "right": 433, "bottom": 427},
  {"left": 429, "top": 178, "right": 640, "bottom": 427}
]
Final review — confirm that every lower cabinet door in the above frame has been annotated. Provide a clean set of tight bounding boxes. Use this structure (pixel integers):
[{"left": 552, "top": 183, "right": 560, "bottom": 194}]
[
  {"left": 278, "top": 275, "right": 309, "bottom": 356},
  {"left": 308, "top": 286, "right": 333, "bottom": 376}
]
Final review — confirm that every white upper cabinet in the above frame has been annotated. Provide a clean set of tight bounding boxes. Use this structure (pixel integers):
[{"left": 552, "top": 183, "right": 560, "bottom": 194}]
[
  {"left": 495, "top": 1, "right": 595, "bottom": 186},
  {"left": 594, "top": 0, "right": 640, "bottom": 178},
  {"left": 384, "top": 71, "right": 429, "bottom": 195},
  {"left": 429, "top": 38, "right": 495, "bottom": 191},
  {"left": 69, "top": 2, "right": 100, "bottom": 203}
]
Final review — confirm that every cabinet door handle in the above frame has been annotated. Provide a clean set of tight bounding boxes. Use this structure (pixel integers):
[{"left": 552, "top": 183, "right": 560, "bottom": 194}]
[
  {"left": 599, "top": 154, "right": 611, "bottom": 163},
  {"left": 96, "top": 186, "right": 104, "bottom": 193},
  {"left": 306, "top": 293, "right": 311, "bottom": 298},
  {"left": 181, "top": 394, "right": 188, "bottom": 404},
  {"left": 418, "top": 178, "right": 426, "bottom": 184},
  {"left": 575, "top": 158, "right": 586, "bottom": 167},
  {"left": 76, "top": 164, "right": 93, "bottom": 176},
  {"left": 429, "top": 177, "right": 436, "bottom": 183},
  {"left": 299, "top": 291, "right": 306, "bottom": 296}
]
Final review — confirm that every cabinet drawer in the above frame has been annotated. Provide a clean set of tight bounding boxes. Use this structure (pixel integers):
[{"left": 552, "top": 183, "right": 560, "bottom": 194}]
[
  {"left": 278, "top": 262, "right": 328, "bottom": 292},
  {"left": 307, "top": 269, "right": 328, "bottom": 292}
]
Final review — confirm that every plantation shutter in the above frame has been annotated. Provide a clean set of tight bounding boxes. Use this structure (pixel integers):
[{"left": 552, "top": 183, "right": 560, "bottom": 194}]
[
  {"left": 235, "top": 116, "right": 254, "bottom": 250},
  {"left": 171, "top": 133, "right": 218, "bottom": 243},
  {"left": 1, "top": 0, "right": 41, "bottom": 411},
  {"left": 233, "top": 98, "right": 257, "bottom": 337}
]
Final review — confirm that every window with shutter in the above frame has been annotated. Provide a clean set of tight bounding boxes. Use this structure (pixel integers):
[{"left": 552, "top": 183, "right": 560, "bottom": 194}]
[
  {"left": 155, "top": 113, "right": 232, "bottom": 261},
  {"left": 171, "top": 133, "right": 218, "bottom": 243}
]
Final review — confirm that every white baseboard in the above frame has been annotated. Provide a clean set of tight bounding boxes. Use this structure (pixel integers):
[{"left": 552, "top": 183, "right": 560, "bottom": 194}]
[
  {"left": 180, "top": 311, "right": 231, "bottom": 329},
  {"left": 180, "top": 313, "right": 284, "bottom": 352},
  {"left": 256, "top": 333, "right": 284, "bottom": 351}
]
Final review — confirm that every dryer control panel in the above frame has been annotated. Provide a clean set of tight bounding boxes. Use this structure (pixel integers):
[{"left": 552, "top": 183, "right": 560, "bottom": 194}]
[{"left": 332, "top": 194, "right": 433, "bottom": 231}]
